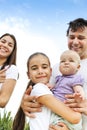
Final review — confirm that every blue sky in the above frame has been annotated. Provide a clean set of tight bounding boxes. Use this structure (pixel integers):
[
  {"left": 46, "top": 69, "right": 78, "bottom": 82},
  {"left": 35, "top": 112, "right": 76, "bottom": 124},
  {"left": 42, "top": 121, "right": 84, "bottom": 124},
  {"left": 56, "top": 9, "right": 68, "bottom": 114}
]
[
  {"left": 0, "top": 0, "right": 87, "bottom": 55},
  {"left": 0, "top": 0, "right": 87, "bottom": 35},
  {"left": 0, "top": 0, "right": 87, "bottom": 117}
]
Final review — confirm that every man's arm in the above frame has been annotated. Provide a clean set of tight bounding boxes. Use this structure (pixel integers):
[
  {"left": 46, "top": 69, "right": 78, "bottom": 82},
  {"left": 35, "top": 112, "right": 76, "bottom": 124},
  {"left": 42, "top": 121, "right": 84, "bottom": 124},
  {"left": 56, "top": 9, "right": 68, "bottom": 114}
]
[{"left": 21, "top": 86, "right": 42, "bottom": 118}]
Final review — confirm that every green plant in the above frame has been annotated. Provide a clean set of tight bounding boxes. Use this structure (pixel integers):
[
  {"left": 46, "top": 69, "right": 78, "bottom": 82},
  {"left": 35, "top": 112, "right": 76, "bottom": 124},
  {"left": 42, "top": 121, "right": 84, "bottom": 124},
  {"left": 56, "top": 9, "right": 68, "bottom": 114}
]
[
  {"left": 0, "top": 110, "right": 30, "bottom": 130},
  {"left": 0, "top": 111, "right": 12, "bottom": 130},
  {"left": 24, "top": 122, "right": 30, "bottom": 130}
]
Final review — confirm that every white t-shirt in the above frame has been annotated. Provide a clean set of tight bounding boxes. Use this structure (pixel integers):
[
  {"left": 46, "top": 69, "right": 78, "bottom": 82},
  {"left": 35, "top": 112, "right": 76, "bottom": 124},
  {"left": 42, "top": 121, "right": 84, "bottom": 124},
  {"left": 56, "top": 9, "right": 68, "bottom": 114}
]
[
  {"left": 0, "top": 65, "right": 18, "bottom": 116},
  {"left": 0, "top": 65, "right": 18, "bottom": 89},
  {"left": 30, "top": 83, "right": 52, "bottom": 130}
]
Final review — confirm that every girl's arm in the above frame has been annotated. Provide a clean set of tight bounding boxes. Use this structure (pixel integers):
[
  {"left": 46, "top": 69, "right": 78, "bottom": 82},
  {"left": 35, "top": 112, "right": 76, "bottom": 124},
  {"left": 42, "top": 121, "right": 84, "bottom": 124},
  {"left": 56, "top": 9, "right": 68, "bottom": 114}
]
[{"left": 37, "top": 94, "right": 81, "bottom": 124}]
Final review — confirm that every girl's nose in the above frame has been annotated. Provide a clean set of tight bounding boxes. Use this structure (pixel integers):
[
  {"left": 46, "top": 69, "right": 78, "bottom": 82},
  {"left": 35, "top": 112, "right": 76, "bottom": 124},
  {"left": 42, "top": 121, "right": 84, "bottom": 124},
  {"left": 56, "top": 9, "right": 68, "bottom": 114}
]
[{"left": 38, "top": 68, "right": 43, "bottom": 74}]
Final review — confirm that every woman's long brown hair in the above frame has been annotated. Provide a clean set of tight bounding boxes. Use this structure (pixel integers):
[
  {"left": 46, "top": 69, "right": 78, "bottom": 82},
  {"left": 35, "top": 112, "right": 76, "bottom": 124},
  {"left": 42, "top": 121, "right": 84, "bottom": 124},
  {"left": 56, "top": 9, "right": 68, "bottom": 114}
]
[{"left": 0, "top": 33, "right": 17, "bottom": 70}]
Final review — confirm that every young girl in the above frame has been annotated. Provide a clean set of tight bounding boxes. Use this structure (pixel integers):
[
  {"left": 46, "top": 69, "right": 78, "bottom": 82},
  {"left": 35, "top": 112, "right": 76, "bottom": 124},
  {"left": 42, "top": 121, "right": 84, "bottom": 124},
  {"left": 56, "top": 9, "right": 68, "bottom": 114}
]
[
  {"left": 0, "top": 33, "right": 18, "bottom": 108},
  {"left": 13, "top": 52, "right": 81, "bottom": 130}
]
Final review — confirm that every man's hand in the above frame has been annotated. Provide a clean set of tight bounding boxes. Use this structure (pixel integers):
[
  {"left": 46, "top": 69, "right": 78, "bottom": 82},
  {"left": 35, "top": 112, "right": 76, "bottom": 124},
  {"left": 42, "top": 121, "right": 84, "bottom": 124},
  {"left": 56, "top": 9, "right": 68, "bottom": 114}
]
[
  {"left": 64, "top": 94, "right": 87, "bottom": 115},
  {"left": 21, "top": 85, "right": 42, "bottom": 118},
  {"left": 64, "top": 94, "right": 78, "bottom": 108}
]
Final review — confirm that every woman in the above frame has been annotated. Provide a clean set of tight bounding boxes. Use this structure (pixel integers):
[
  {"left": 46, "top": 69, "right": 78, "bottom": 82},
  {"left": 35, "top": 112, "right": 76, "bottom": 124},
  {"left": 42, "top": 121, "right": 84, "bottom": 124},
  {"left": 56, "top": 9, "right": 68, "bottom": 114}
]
[{"left": 0, "top": 33, "right": 18, "bottom": 108}]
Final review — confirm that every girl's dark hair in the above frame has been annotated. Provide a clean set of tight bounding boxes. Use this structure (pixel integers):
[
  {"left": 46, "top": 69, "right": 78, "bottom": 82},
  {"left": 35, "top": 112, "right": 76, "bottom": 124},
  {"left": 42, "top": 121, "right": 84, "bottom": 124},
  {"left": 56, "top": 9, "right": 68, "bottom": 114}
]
[
  {"left": 13, "top": 52, "right": 50, "bottom": 130},
  {"left": 27, "top": 52, "right": 50, "bottom": 72},
  {"left": 0, "top": 33, "right": 17, "bottom": 69},
  {"left": 13, "top": 80, "right": 34, "bottom": 130},
  {"left": 67, "top": 18, "right": 87, "bottom": 36}
]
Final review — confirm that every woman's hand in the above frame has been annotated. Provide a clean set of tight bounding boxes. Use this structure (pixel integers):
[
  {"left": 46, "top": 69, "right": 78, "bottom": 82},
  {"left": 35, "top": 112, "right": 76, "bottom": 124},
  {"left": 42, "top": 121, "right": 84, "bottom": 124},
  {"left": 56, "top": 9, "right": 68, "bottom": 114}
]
[
  {"left": 21, "top": 85, "right": 42, "bottom": 118},
  {"left": 0, "top": 69, "right": 6, "bottom": 83},
  {"left": 49, "top": 122, "right": 69, "bottom": 130}
]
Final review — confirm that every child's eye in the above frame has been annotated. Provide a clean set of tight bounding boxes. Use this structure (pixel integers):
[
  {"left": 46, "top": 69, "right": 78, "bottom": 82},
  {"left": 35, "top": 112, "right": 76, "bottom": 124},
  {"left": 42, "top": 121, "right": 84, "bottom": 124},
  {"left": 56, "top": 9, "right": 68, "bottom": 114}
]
[
  {"left": 31, "top": 67, "right": 37, "bottom": 70},
  {"left": 70, "top": 60, "right": 74, "bottom": 62},
  {"left": 42, "top": 65, "right": 48, "bottom": 69},
  {"left": 43, "top": 66, "right": 47, "bottom": 69},
  {"left": 60, "top": 60, "right": 65, "bottom": 63}
]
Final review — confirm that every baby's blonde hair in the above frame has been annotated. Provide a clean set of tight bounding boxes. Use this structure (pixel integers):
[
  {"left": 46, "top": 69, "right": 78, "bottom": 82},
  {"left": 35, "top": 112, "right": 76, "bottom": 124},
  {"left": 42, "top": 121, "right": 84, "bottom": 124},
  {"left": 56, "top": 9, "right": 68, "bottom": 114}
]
[{"left": 60, "top": 50, "right": 80, "bottom": 64}]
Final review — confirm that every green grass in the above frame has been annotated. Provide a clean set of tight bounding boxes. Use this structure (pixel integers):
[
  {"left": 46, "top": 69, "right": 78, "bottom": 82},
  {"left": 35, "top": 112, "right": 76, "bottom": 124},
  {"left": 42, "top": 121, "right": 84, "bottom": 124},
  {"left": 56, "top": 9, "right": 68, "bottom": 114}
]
[{"left": 0, "top": 110, "right": 30, "bottom": 130}]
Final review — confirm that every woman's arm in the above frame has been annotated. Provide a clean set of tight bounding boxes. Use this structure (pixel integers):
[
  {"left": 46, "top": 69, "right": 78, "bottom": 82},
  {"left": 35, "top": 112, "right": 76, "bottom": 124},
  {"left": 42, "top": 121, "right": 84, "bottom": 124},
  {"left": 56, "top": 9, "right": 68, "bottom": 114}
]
[
  {"left": 0, "top": 65, "right": 18, "bottom": 107},
  {"left": 0, "top": 69, "right": 6, "bottom": 83},
  {"left": 37, "top": 94, "right": 81, "bottom": 124},
  {"left": 0, "top": 79, "right": 16, "bottom": 107}
]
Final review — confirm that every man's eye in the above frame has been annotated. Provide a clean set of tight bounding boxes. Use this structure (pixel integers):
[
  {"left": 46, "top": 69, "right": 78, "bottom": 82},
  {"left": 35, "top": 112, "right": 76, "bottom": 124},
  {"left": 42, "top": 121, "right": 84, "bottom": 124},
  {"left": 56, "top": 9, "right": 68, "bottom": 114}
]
[
  {"left": 69, "top": 36, "right": 75, "bottom": 39},
  {"left": 78, "top": 37, "right": 84, "bottom": 40}
]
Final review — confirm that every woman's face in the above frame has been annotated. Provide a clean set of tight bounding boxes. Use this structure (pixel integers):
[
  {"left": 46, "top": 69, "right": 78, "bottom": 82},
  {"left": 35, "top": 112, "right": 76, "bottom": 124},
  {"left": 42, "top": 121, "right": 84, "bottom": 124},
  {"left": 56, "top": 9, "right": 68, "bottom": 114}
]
[{"left": 0, "top": 35, "right": 15, "bottom": 59}]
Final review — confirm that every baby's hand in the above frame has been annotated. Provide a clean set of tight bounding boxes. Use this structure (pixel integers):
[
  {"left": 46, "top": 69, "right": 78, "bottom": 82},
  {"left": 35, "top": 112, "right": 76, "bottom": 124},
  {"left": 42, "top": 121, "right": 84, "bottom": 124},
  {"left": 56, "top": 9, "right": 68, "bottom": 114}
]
[{"left": 46, "top": 83, "right": 54, "bottom": 90}]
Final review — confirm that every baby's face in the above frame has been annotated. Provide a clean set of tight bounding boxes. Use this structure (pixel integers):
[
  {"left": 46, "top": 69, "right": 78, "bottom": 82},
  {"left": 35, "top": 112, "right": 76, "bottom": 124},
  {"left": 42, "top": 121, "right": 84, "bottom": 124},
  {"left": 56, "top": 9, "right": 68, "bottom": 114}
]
[{"left": 59, "top": 51, "right": 80, "bottom": 75}]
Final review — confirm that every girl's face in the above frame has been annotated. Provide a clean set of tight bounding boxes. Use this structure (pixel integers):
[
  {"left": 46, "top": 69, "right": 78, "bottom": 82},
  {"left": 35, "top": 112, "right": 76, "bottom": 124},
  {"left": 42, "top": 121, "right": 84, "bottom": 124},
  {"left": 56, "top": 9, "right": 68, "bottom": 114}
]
[
  {"left": 0, "top": 35, "right": 15, "bottom": 59},
  {"left": 59, "top": 51, "right": 80, "bottom": 75},
  {"left": 28, "top": 55, "right": 52, "bottom": 84}
]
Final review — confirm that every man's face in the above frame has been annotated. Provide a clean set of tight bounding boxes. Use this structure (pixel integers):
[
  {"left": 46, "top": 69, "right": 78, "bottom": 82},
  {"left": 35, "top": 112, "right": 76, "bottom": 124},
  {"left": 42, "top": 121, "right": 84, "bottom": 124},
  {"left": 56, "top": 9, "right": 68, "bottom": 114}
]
[{"left": 67, "top": 27, "right": 87, "bottom": 59}]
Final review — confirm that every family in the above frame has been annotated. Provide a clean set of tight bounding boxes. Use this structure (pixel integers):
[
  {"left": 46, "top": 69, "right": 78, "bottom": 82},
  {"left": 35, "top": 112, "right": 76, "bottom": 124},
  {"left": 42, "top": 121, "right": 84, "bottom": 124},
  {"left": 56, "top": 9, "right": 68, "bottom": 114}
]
[{"left": 0, "top": 18, "right": 87, "bottom": 130}]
